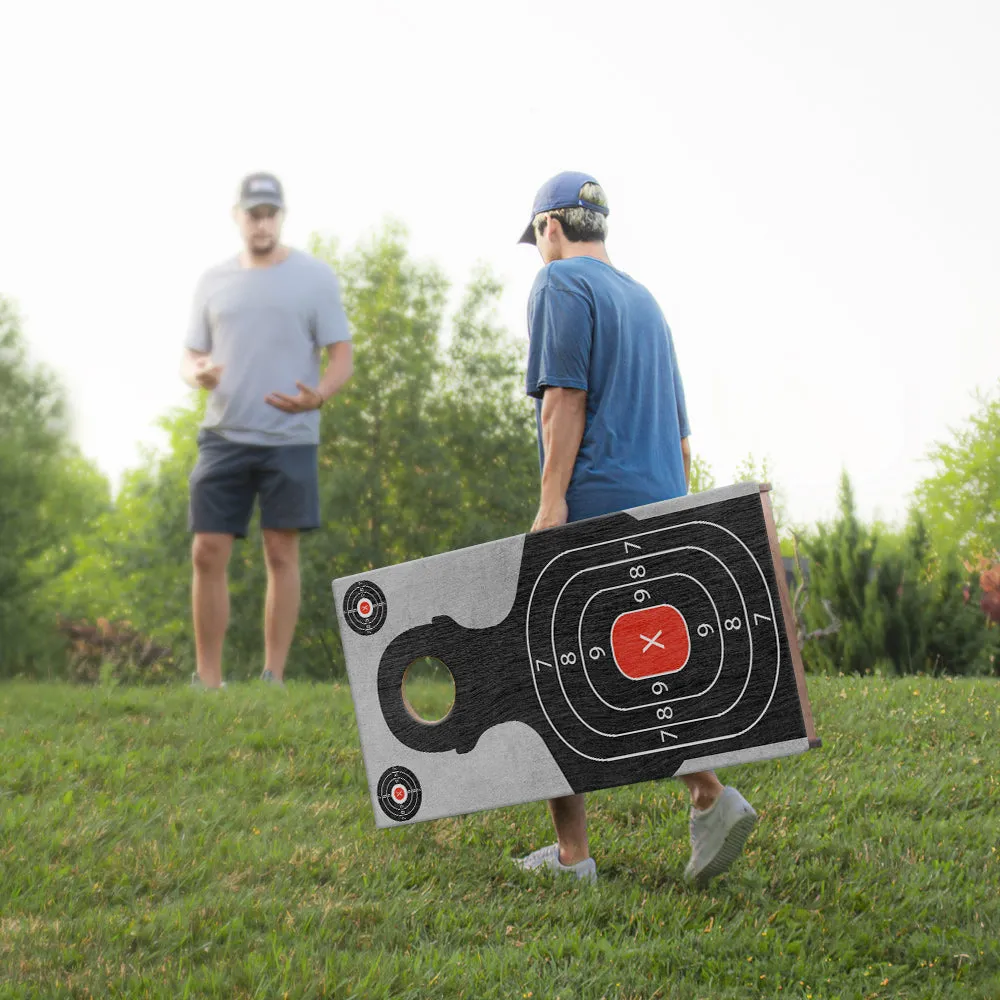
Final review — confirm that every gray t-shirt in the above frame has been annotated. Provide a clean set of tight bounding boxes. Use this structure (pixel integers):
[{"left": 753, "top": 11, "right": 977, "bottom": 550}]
[{"left": 185, "top": 249, "right": 351, "bottom": 446}]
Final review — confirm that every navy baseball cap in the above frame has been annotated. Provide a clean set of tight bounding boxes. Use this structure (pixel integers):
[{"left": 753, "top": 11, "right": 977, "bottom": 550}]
[
  {"left": 518, "top": 170, "right": 609, "bottom": 244},
  {"left": 238, "top": 172, "right": 285, "bottom": 210}
]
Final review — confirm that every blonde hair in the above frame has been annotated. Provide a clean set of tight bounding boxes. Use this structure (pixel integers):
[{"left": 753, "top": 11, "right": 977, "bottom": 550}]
[{"left": 533, "top": 182, "right": 609, "bottom": 243}]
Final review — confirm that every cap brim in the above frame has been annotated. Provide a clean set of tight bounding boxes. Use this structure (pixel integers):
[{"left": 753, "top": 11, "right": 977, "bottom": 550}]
[
  {"left": 517, "top": 220, "right": 536, "bottom": 245},
  {"left": 240, "top": 196, "right": 284, "bottom": 209}
]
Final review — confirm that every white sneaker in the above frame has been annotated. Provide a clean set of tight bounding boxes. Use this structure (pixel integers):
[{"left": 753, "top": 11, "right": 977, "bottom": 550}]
[
  {"left": 685, "top": 786, "right": 757, "bottom": 885},
  {"left": 190, "top": 672, "right": 226, "bottom": 689},
  {"left": 513, "top": 844, "right": 597, "bottom": 884}
]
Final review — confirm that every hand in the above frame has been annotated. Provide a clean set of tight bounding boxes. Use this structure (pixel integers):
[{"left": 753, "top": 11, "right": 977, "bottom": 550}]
[
  {"left": 265, "top": 381, "right": 324, "bottom": 413},
  {"left": 531, "top": 497, "right": 569, "bottom": 533},
  {"left": 193, "top": 357, "right": 223, "bottom": 390}
]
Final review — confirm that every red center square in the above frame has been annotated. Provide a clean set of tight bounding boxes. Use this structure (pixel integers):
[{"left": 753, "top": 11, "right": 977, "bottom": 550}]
[{"left": 611, "top": 604, "right": 690, "bottom": 680}]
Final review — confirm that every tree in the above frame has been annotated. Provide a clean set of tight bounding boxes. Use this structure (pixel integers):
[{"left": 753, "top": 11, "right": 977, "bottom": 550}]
[
  {"left": 48, "top": 398, "right": 209, "bottom": 678},
  {"left": 800, "top": 472, "right": 997, "bottom": 675},
  {"left": 0, "top": 296, "right": 111, "bottom": 676},
  {"left": 915, "top": 385, "right": 1000, "bottom": 562},
  {"left": 433, "top": 263, "right": 538, "bottom": 550},
  {"left": 688, "top": 454, "right": 717, "bottom": 494}
]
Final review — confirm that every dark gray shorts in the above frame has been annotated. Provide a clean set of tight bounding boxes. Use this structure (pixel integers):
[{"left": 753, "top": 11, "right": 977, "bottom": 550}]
[{"left": 188, "top": 429, "right": 320, "bottom": 538}]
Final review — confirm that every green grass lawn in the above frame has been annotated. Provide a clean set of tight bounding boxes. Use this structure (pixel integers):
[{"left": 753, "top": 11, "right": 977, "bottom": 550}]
[{"left": 0, "top": 675, "right": 997, "bottom": 999}]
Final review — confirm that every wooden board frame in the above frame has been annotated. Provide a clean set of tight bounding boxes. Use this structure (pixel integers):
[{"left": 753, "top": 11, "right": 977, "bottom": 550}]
[{"left": 758, "top": 483, "right": 820, "bottom": 747}]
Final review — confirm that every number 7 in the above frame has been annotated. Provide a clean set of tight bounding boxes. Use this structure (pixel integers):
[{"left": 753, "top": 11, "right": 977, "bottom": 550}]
[{"left": 753, "top": 613, "right": 771, "bottom": 626}]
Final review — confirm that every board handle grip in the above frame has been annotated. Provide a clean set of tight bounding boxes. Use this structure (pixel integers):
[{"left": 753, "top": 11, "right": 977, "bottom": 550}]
[{"left": 377, "top": 616, "right": 520, "bottom": 755}]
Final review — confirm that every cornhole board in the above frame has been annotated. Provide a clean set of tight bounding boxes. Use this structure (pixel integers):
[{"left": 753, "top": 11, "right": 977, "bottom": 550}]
[{"left": 333, "top": 482, "right": 819, "bottom": 828}]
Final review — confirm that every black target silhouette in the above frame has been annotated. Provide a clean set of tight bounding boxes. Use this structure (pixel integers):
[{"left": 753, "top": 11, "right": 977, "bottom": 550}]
[
  {"left": 376, "top": 765, "right": 422, "bottom": 821},
  {"left": 343, "top": 581, "right": 388, "bottom": 636}
]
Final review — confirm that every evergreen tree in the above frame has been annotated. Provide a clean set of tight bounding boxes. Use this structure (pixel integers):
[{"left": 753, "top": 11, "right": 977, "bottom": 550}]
[{"left": 802, "top": 472, "right": 997, "bottom": 675}]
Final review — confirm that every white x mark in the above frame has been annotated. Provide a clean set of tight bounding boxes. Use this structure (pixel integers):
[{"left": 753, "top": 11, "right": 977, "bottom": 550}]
[{"left": 641, "top": 630, "right": 664, "bottom": 653}]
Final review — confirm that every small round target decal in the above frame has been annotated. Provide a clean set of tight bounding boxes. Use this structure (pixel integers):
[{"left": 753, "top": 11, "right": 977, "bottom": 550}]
[
  {"left": 343, "top": 581, "right": 388, "bottom": 636},
  {"left": 377, "top": 765, "right": 422, "bottom": 822}
]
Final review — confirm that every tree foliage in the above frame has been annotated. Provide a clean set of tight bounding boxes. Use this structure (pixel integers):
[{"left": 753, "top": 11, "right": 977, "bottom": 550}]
[
  {"left": 688, "top": 454, "right": 717, "bottom": 494},
  {"left": 0, "top": 297, "right": 111, "bottom": 675},
  {"left": 914, "top": 385, "right": 1000, "bottom": 562},
  {"left": 799, "top": 472, "right": 998, "bottom": 676}
]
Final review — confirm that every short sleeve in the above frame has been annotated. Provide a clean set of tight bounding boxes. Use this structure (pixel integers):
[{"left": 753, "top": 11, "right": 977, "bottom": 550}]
[
  {"left": 184, "top": 275, "right": 212, "bottom": 352},
  {"left": 313, "top": 266, "right": 352, "bottom": 347},
  {"left": 525, "top": 277, "right": 593, "bottom": 400},
  {"left": 667, "top": 326, "right": 691, "bottom": 438}
]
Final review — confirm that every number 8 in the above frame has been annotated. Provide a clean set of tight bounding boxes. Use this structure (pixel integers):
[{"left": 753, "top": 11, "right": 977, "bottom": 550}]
[
  {"left": 630, "top": 565, "right": 646, "bottom": 579},
  {"left": 725, "top": 617, "right": 741, "bottom": 631},
  {"left": 561, "top": 652, "right": 577, "bottom": 665}
]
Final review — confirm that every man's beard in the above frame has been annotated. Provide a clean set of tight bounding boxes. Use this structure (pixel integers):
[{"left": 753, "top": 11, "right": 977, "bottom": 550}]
[{"left": 249, "top": 238, "right": 276, "bottom": 257}]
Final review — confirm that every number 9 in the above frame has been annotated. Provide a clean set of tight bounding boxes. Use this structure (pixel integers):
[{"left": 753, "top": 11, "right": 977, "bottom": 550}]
[
  {"left": 634, "top": 589, "right": 651, "bottom": 604},
  {"left": 698, "top": 623, "right": 714, "bottom": 637}
]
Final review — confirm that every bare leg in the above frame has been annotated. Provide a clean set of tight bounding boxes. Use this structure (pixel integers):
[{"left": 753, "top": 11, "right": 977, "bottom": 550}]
[
  {"left": 679, "top": 770, "right": 724, "bottom": 810},
  {"left": 547, "top": 794, "right": 590, "bottom": 865},
  {"left": 262, "top": 529, "right": 301, "bottom": 682},
  {"left": 192, "top": 533, "right": 234, "bottom": 688},
  {"left": 548, "top": 772, "right": 723, "bottom": 865}
]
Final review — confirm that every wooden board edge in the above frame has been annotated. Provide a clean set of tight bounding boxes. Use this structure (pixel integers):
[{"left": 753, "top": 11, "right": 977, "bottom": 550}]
[{"left": 758, "top": 485, "right": 821, "bottom": 747}]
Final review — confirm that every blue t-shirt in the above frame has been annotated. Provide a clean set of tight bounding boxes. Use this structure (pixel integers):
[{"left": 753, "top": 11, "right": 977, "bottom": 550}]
[{"left": 525, "top": 256, "right": 690, "bottom": 522}]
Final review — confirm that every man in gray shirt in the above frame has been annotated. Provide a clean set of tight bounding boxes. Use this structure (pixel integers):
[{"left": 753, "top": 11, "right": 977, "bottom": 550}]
[{"left": 181, "top": 172, "right": 353, "bottom": 688}]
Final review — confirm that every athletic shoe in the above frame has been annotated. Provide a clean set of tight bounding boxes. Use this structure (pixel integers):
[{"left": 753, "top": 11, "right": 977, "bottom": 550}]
[
  {"left": 260, "top": 669, "right": 285, "bottom": 687},
  {"left": 190, "top": 672, "right": 226, "bottom": 689},
  {"left": 513, "top": 843, "right": 597, "bottom": 883},
  {"left": 684, "top": 786, "right": 757, "bottom": 885}
]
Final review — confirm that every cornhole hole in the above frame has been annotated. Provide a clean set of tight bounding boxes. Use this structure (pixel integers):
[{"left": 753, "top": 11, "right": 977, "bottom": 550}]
[{"left": 333, "top": 482, "right": 819, "bottom": 828}]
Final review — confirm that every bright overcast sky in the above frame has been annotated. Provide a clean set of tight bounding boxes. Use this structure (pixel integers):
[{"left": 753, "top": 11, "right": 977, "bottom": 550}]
[{"left": 3, "top": 1, "right": 998, "bottom": 530}]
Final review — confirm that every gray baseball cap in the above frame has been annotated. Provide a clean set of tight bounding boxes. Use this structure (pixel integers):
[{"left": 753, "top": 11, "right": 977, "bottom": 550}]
[{"left": 238, "top": 172, "right": 285, "bottom": 210}]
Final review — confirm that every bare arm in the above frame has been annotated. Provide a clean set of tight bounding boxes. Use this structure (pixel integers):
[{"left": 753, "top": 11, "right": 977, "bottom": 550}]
[
  {"left": 681, "top": 436, "right": 691, "bottom": 491},
  {"left": 180, "top": 348, "right": 222, "bottom": 390},
  {"left": 317, "top": 341, "right": 353, "bottom": 403},
  {"left": 533, "top": 386, "right": 587, "bottom": 531}
]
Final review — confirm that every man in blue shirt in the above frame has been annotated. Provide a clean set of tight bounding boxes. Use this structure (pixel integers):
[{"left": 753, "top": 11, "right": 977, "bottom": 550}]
[{"left": 515, "top": 171, "right": 757, "bottom": 886}]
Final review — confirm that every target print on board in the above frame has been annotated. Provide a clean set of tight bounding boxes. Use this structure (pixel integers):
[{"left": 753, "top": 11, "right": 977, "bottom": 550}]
[
  {"left": 525, "top": 517, "right": 782, "bottom": 761},
  {"left": 376, "top": 765, "right": 422, "bottom": 822},
  {"left": 343, "top": 581, "right": 389, "bottom": 636}
]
